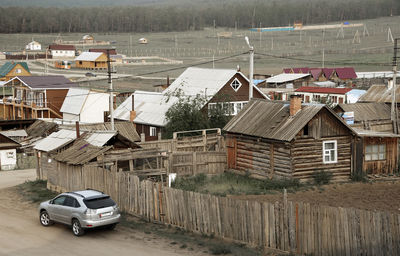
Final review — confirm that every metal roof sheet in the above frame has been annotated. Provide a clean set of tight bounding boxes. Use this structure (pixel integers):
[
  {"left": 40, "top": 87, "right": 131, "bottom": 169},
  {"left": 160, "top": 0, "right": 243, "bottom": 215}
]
[
  {"left": 0, "top": 129, "right": 28, "bottom": 137},
  {"left": 75, "top": 52, "right": 103, "bottom": 61},
  {"left": 335, "top": 67, "right": 357, "bottom": 79},
  {"left": 336, "top": 103, "right": 391, "bottom": 122},
  {"left": 266, "top": 73, "right": 310, "bottom": 84},
  {"left": 60, "top": 88, "right": 89, "bottom": 115},
  {"left": 33, "top": 129, "right": 79, "bottom": 152},
  {"left": 7, "top": 76, "right": 78, "bottom": 90},
  {"left": 85, "top": 131, "right": 117, "bottom": 147},
  {"left": 356, "top": 71, "right": 400, "bottom": 79},
  {"left": 223, "top": 99, "right": 326, "bottom": 141}
]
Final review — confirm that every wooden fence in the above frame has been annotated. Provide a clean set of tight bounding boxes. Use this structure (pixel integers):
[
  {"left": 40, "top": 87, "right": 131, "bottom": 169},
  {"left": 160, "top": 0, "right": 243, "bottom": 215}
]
[
  {"left": 47, "top": 166, "right": 400, "bottom": 256},
  {"left": 170, "top": 151, "right": 226, "bottom": 176}
]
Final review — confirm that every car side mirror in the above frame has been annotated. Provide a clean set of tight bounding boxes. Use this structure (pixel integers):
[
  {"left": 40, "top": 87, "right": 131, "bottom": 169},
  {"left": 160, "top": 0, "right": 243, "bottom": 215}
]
[{"left": 49, "top": 200, "right": 54, "bottom": 204}]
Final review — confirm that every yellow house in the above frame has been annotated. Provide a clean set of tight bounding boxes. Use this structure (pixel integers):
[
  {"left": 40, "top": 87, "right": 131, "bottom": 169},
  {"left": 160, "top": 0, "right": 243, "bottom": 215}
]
[
  {"left": 0, "top": 62, "right": 31, "bottom": 81},
  {"left": 74, "top": 52, "right": 108, "bottom": 70}
]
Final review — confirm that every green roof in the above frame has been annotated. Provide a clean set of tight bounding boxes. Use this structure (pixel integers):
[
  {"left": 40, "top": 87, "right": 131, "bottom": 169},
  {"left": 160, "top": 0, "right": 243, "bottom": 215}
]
[{"left": 0, "top": 62, "right": 30, "bottom": 78}]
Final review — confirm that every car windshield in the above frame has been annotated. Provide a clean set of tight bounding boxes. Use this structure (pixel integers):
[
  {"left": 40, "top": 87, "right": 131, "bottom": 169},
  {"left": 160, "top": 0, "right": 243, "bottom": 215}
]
[{"left": 83, "top": 196, "right": 116, "bottom": 209}]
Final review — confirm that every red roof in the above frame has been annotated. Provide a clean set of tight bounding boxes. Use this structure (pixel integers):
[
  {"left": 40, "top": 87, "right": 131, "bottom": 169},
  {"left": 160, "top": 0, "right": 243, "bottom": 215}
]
[
  {"left": 283, "top": 68, "right": 292, "bottom": 73},
  {"left": 48, "top": 44, "right": 76, "bottom": 51},
  {"left": 295, "top": 86, "right": 352, "bottom": 94},
  {"left": 322, "top": 68, "right": 335, "bottom": 79},
  {"left": 335, "top": 67, "right": 357, "bottom": 79},
  {"left": 310, "top": 68, "right": 322, "bottom": 80},
  {"left": 292, "top": 68, "right": 302, "bottom": 73},
  {"left": 300, "top": 67, "right": 309, "bottom": 73}
]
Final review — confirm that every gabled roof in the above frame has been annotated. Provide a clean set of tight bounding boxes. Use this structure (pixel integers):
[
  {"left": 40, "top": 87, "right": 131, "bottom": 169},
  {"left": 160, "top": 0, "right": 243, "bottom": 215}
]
[
  {"left": 335, "top": 67, "right": 357, "bottom": 79},
  {"left": 6, "top": 76, "right": 78, "bottom": 90},
  {"left": 310, "top": 68, "right": 322, "bottom": 80},
  {"left": 335, "top": 103, "right": 391, "bottom": 122},
  {"left": 0, "top": 62, "right": 30, "bottom": 78},
  {"left": 60, "top": 88, "right": 89, "bottom": 115},
  {"left": 358, "top": 84, "right": 400, "bottom": 103},
  {"left": 0, "top": 129, "right": 28, "bottom": 138},
  {"left": 26, "top": 120, "right": 58, "bottom": 138},
  {"left": 75, "top": 52, "right": 104, "bottom": 61},
  {"left": 48, "top": 44, "right": 76, "bottom": 51},
  {"left": 0, "top": 133, "right": 21, "bottom": 149},
  {"left": 266, "top": 73, "right": 310, "bottom": 84},
  {"left": 224, "top": 98, "right": 352, "bottom": 142},
  {"left": 322, "top": 68, "right": 335, "bottom": 79},
  {"left": 283, "top": 68, "right": 292, "bottom": 73},
  {"left": 295, "top": 86, "right": 352, "bottom": 94}
]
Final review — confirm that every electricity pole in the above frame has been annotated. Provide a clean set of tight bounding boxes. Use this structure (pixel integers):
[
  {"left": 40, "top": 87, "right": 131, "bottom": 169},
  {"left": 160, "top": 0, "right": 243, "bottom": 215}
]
[
  {"left": 391, "top": 38, "right": 399, "bottom": 134},
  {"left": 106, "top": 49, "right": 116, "bottom": 130},
  {"left": 245, "top": 37, "right": 254, "bottom": 100}
]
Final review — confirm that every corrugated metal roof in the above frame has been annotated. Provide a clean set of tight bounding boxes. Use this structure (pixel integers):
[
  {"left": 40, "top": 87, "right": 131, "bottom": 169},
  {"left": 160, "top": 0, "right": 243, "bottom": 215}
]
[
  {"left": 335, "top": 67, "right": 357, "bottom": 79},
  {"left": 295, "top": 87, "right": 352, "bottom": 94},
  {"left": 0, "top": 62, "right": 30, "bottom": 77},
  {"left": 310, "top": 68, "right": 322, "bottom": 79},
  {"left": 224, "top": 99, "right": 326, "bottom": 142},
  {"left": 345, "top": 89, "right": 366, "bottom": 103},
  {"left": 34, "top": 129, "right": 79, "bottom": 152},
  {"left": 336, "top": 103, "right": 391, "bottom": 122},
  {"left": 358, "top": 84, "right": 400, "bottom": 103},
  {"left": 75, "top": 52, "right": 103, "bottom": 61},
  {"left": 7, "top": 76, "right": 78, "bottom": 90},
  {"left": 266, "top": 73, "right": 310, "bottom": 83},
  {"left": 85, "top": 131, "right": 117, "bottom": 147},
  {"left": 0, "top": 129, "right": 28, "bottom": 137},
  {"left": 60, "top": 88, "right": 89, "bottom": 115},
  {"left": 322, "top": 68, "right": 335, "bottom": 79}
]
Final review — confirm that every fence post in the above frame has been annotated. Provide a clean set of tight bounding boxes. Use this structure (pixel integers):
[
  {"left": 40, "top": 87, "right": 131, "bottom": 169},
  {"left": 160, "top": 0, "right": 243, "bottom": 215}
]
[{"left": 192, "top": 152, "right": 197, "bottom": 175}]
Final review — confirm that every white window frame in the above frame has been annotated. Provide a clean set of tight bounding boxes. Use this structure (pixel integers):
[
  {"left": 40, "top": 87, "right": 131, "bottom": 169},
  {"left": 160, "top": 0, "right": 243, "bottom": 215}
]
[
  {"left": 208, "top": 101, "right": 248, "bottom": 116},
  {"left": 323, "top": 140, "right": 337, "bottom": 164},
  {"left": 230, "top": 78, "right": 242, "bottom": 92},
  {"left": 149, "top": 126, "right": 157, "bottom": 137},
  {"left": 15, "top": 68, "right": 22, "bottom": 74}
]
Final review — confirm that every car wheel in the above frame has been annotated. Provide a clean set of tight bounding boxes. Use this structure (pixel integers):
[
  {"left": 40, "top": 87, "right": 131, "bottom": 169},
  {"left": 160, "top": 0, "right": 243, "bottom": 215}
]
[
  {"left": 107, "top": 224, "right": 117, "bottom": 230},
  {"left": 72, "top": 219, "right": 85, "bottom": 236},
  {"left": 40, "top": 210, "right": 53, "bottom": 226}
]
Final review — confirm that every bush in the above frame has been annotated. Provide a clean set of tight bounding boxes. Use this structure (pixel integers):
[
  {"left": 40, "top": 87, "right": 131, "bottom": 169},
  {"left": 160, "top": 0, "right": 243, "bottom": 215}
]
[
  {"left": 313, "top": 170, "right": 332, "bottom": 185},
  {"left": 351, "top": 171, "right": 368, "bottom": 182},
  {"left": 259, "top": 178, "right": 301, "bottom": 191},
  {"left": 171, "top": 173, "right": 207, "bottom": 192},
  {"left": 209, "top": 243, "right": 232, "bottom": 255}
]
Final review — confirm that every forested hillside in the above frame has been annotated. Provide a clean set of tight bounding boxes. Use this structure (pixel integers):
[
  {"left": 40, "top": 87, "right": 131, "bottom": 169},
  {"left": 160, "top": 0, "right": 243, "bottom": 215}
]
[{"left": 0, "top": 0, "right": 398, "bottom": 33}]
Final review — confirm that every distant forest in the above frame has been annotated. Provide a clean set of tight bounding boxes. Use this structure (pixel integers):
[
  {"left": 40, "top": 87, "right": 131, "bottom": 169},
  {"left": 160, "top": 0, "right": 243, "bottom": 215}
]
[{"left": 0, "top": 0, "right": 398, "bottom": 33}]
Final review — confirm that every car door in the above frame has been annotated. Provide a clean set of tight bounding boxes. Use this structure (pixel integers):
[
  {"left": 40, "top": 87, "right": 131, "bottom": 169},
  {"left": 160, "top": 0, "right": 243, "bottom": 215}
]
[
  {"left": 59, "top": 196, "right": 80, "bottom": 224},
  {"left": 48, "top": 196, "right": 67, "bottom": 222}
]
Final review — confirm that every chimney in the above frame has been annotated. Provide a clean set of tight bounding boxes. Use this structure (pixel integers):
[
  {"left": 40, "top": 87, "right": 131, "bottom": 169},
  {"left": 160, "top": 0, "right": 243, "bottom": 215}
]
[
  {"left": 290, "top": 95, "right": 302, "bottom": 116},
  {"left": 129, "top": 94, "right": 136, "bottom": 122},
  {"left": 75, "top": 121, "right": 80, "bottom": 139},
  {"left": 166, "top": 75, "right": 170, "bottom": 87}
]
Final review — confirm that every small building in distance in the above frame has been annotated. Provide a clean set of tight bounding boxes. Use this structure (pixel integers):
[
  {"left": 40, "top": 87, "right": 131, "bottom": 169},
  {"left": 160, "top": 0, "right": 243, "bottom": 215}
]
[
  {"left": 82, "top": 34, "right": 95, "bottom": 44},
  {"left": 60, "top": 88, "right": 109, "bottom": 123},
  {"left": 48, "top": 44, "right": 76, "bottom": 58},
  {"left": 139, "top": 38, "right": 148, "bottom": 44},
  {"left": 0, "top": 133, "right": 20, "bottom": 170},
  {"left": 74, "top": 52, "right": 108, "bottom": 70},
  {"left": 0, "top": 62, "right": 31, "bottom": 81},
  {"left": 25, "top": 40, "right": 41, "bottom": 51},
  {"left": 264, "top": 73, "right": 311, "bottom": 88},
  {"left": 294, "top": 87, "right": 363, "bottom": 105}
]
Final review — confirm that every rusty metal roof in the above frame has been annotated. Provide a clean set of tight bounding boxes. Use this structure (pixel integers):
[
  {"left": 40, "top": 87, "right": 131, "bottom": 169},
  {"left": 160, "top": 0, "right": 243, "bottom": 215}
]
[
  {"left": 358, "top": 84, "right": 400, "bottom": 103},
  {"left": 53, "top": 139, "right": 112, "bottom": 165},
  {"left": 335, "top": 103, "right": 391, "bottom": 122},
  {"left": 223, "top": 99, "right": 329, "bottom": 141}
]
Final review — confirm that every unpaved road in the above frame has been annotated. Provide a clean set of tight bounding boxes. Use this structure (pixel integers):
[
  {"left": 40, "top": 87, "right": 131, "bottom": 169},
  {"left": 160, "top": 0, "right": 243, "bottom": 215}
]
[{"left": 0, "top": 170, "right": 209, "bottom": 256}]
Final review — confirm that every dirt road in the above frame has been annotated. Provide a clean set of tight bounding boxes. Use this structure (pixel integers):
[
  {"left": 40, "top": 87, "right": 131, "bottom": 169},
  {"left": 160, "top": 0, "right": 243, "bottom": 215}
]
[{"left": 0, "top": 170, "right": 208, "bottom": 256}]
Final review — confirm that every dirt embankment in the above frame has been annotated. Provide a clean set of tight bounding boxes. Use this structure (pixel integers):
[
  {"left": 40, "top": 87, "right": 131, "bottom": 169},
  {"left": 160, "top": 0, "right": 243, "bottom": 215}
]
[{"left": 230, "top": 181, "right": 400, "bottom": 213}]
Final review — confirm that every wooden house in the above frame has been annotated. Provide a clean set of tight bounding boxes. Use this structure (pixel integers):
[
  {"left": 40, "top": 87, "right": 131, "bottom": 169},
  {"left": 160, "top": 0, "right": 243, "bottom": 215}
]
[
  {"left": 25, "top": 40, "right": 41, "bottom": 51},
  {"left": 264, "top": 73, "right": 311, "bottom": 88},
  {"left": 0, "top": 133, "right": 20, "bottom": 170},
  {"left": 74, "top": 52, "right": 107, "bottom": 70},
  {"left": 334, "top": 103, "right": 399, "bottom": 175},
  {"left": 0, "top": 62, "right": 31, "bottom": 81},
  {"left": 223, "top": 96, "right": 356, "bottom": 182},
  {"left": 114, "top": 67, "right": 269, "bottom": 141},
  {"left": 0, "top": 76, "right": 78, "bottom": 119}
]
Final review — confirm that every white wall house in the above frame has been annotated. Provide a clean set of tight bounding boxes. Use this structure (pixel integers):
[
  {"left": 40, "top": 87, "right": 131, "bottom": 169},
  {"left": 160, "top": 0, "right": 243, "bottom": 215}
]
[
  {"left": 60, "top": 88, "right": 109, "bottom": 123},
  {"left": 48, "top": 44, "right": 76, "bottom": 58},
  {"left": 25, "top": 41, "right": 41, "bottom": 51},
  {"left": 0, "top": 134, "right": 20, "bottom": 170}
]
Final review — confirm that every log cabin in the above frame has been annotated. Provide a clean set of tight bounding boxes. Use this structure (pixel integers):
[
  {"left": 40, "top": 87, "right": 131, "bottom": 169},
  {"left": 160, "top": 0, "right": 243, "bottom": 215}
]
[
  {"left": 74, "top": 52, "right": 107, "bottom": 70},
  {"left": 0, "top": 62, "right": 31, "bottom": 81},
  {"left": 223, "top": 95, "right": 356, "bottom": 182}
]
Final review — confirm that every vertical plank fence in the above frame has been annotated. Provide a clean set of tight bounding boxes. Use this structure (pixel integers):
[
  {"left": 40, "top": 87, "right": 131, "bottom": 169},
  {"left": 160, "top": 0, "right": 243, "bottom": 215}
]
[{"left": 46, "top": 166, "right": 400, "bottom": 255}]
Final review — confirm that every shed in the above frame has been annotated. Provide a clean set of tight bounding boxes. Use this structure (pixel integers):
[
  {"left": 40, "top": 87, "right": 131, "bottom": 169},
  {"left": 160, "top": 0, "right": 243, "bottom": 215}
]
[
  {"left": 25, "top": 41, "right": 41, "bottom": 51},
  {"left": 0, "top": 133, "right": 20, "bottom": 170},
  {"left": 74, "top": 52, "right": 107, "bottom": 70},
  {"left": 265, "top": 73, "right": 310, "bottom": 88},
  {"left": 224, "top": 96, "right": 355, "bottom": 182}
]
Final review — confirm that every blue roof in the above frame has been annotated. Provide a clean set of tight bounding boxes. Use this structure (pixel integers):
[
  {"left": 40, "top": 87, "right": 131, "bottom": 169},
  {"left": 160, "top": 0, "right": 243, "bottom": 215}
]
[{"left": 253, "top": 79, "right": 265, "bottom": 85}]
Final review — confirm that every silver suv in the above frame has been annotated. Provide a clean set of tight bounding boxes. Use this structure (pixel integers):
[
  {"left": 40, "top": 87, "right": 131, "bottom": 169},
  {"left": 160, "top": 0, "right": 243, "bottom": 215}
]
[{"left": 39, "top": 189, "right": 121, "bottom": 236}]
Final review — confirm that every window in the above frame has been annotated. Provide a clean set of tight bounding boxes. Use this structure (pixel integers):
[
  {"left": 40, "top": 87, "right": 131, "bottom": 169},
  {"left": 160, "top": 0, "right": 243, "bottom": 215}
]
[
  {"left": 16, "top": 89, "right": 22, "bottom": 104},
  {"left": 37, "top": 93, "right": 43, "bottom": 107},
  {"left": 83, "top": 196, "right": 116, "bottom": 209},
  {"left": 230, "top": 78, "right": 242, "bottom": 91},
  {"left": 64, "top": 197, "right": 80, "bottom": 208},
  {"left": 7, "top": 151, "right": 14, "bottom": 158},
  {"left": 26, "top": 91, "right": 34, "bottom": 105},
  {"left": 150, "top": 126, "right": 157, "bottom": 137},
  {"left": 208, "top": 101, "right": 248, "bottom": 116},
  {"left": 323, "top": 140, "right": 337, "bottom": 164},
  {"left": 15, "top": 68, "right": 22, "bottom": 74},
  {"left": 303, "top": 124, "right": 309, "bottom": 136},
  {"left": 53, "top": 196, "right": 66, "bottom": 205},
  {"left": 365, "top": 144, "right": 386, "bottom": 161}
]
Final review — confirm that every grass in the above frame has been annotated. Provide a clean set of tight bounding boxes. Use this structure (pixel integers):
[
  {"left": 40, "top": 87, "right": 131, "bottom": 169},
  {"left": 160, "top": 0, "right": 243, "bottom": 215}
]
[
  {"left": 172, "top": 172, "right": 303, "bottom": 196},
  {"left": 120, "top": 214, "right": 262, "bottom": 256},
  {"left": 16, "top": 179, "right": 58, "bottom": 203}
]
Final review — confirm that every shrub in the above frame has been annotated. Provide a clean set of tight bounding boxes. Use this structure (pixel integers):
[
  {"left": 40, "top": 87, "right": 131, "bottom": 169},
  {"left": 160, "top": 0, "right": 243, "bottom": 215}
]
[
  {"left": 171, "top": 173, "right": 207, "bottom": 192},
  {"left": 350, "top": 170, "right": 368, "bottom": 182},
  {"left": 209, "top": 243, "right": 232, "bottom": 255},
  {"left": 313, "top": 170, "right": 332, "bottom": 185}
]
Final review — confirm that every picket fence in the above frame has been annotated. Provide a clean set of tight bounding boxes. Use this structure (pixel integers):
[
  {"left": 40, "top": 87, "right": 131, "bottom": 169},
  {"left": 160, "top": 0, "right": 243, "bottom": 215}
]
[{"left": 47, "top": 166, "right": 400, "bottom": 256}]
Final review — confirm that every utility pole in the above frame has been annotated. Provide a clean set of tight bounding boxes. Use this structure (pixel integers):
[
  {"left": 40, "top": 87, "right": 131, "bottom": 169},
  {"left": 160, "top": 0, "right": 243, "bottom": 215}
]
[
  {"left": 391, "top": 38, "right": 399, "bottom": 134},
  {"left": 106, "top": 49, "right": 115, "bottom": 130},
  {"left": 245, "top": 37, "right": 254, "bottom": 100}
]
